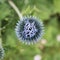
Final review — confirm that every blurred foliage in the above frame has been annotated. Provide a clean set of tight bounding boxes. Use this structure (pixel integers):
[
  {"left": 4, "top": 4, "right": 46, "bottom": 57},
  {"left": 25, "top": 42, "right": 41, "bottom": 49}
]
[{"left": 0, "top": 0, "right": 60, "bottom": 60}]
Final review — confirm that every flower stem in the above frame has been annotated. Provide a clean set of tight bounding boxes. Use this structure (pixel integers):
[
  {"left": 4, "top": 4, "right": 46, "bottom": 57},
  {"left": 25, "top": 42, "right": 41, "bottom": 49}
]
[
  {"left": 8, "top": 0, "right": 23, "bottom": 20},
  {"left": 0, "top": 38, "right": 2, "bottom": 48}
]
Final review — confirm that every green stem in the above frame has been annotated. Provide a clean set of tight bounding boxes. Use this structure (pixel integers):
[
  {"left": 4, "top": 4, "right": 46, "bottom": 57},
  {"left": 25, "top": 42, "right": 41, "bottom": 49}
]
[{"left": 8, "top": 0, "right": 23, "bottom": 20}]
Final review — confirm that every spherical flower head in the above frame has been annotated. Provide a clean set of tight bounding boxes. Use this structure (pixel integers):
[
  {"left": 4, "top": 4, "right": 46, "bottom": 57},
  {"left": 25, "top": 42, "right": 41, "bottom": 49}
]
[
  {"left": 0, "top": 48, "right": 4, "bottom": 59},
  {"left": 15, "top": 16, "right": 44, "bottom": 45},
  {"left": 34, "top": 55, "right": 42, "bottom": 60},
  {"left": 56, "top": 35, "right": 60, "bottom": 42}
]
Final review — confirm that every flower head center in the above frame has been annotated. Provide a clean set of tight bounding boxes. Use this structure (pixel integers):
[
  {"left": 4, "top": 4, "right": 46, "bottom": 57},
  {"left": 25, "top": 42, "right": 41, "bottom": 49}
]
[{"left": 23, "top": 20, "right": 38, "bottom": 38}]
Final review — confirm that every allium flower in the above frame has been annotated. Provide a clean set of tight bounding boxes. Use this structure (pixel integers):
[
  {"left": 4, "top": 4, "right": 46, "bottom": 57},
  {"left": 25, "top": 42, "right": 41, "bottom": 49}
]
[
  {"left": 41, "top": 39, "right": 47, "bottom": 45},
  {"left": 0, "top": 48, "right": 4, "bottom": 59},
  {"left": 34, "top": 55, "right": 42, "bottom": 60},
  {"left": 56, "top": 35, "right": 60, "bottom": 42},
  {"left": 15, "top": 16, "right": 44, "bottom": 44}
]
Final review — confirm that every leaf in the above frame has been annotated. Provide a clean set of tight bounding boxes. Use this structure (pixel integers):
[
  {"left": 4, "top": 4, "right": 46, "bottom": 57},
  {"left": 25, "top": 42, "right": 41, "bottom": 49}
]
[
  {"left": 5, "top": 29, "right": 17, "bottom": 47},
  {"left": 22, "top": 0, "right": 53, "bottom": 20},
  {"left": 0, "top": 0, "right": 6, "bottom": 3},
  {"left": 0, "top": 3, "right": 10, "bottom": 20},
  {"left": 54, "top": 0, "right": 60, "bottom": 13}
]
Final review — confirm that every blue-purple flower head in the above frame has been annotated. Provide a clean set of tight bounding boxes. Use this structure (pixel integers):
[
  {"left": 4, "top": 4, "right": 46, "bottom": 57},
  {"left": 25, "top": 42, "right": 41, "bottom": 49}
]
[
  {"left": 15, "top": 16, "right": 44, "bottom": 45},
  {"left": 0, "top": 48, "right": 4, "bottom": 59}
]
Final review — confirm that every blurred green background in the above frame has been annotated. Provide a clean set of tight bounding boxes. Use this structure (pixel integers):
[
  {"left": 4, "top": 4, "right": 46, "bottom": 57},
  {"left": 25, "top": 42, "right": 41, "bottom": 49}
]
[{"left": 0, "top": 0, "right": 60, "bottom": 60}]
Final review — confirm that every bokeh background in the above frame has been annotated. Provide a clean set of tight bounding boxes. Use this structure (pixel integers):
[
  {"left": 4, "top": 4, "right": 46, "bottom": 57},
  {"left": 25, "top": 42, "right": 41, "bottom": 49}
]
[{"left": 0, "top": 0, "right": 60, "bottom": 60}]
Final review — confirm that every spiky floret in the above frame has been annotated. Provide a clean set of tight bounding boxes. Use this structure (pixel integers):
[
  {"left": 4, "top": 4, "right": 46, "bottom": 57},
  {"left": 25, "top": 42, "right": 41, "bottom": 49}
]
[
  {"left": 15, "top": 16, "right": 44, "bottom": 45},
  {"left": 0, "top": 48, "right": 4, "bottom": 60}
]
